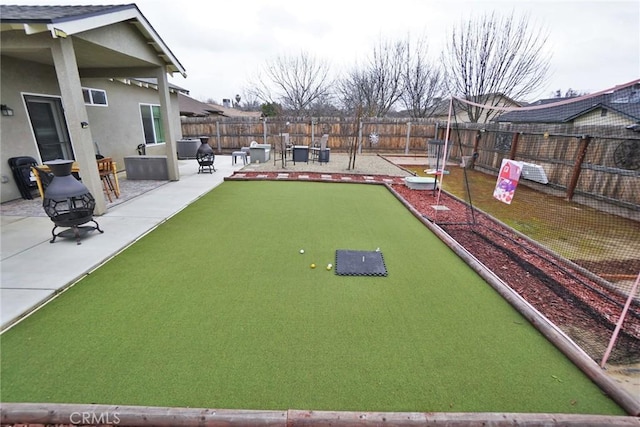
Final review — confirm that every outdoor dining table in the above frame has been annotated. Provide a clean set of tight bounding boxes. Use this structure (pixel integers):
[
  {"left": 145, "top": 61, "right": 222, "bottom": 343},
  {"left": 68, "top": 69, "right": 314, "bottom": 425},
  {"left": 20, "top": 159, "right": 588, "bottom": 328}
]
[
  {"left": 292, "top": 145, "right": 309, "bottom": 164},
  {"left": 32, "top": 160, "right": 120, "bottom": 199}
]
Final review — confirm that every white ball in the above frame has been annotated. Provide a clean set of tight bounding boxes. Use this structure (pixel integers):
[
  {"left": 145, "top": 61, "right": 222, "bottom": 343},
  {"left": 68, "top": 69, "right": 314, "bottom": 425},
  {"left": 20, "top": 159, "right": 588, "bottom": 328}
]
[{"left": 299, "top": 249, "right": 305, "bottom": 254}]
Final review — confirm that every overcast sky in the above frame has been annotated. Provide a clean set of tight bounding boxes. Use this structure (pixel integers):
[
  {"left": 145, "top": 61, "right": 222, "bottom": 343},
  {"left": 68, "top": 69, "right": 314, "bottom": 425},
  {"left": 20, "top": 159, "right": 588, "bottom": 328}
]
[{"left": 11, "top": 0, "right": 640, "bottom": 104}]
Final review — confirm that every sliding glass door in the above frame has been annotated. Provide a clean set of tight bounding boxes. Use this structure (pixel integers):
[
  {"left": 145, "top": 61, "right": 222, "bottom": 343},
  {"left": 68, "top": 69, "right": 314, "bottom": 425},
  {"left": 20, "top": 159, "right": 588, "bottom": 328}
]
[{"left": 24, "top": 95, "right": 73, "bottom": 162}]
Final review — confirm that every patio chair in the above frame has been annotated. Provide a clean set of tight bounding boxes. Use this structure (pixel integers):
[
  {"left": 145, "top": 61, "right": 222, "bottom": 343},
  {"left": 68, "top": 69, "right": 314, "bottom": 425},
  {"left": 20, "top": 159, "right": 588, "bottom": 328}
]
[
  {"left": 311, "top": 134, "right": 329, "bottom": 163},
  {"left": 274, "top": 133, "right": 290, "bottom": 167},
  {"left": 97, "top": 157, "right": 119, "bottom": 202},
  {"left": 31, "top": 165, "right": 54, "bottom": 198},
  {"left": 8, "top": 156, "right": 39, "bottom": 199}
]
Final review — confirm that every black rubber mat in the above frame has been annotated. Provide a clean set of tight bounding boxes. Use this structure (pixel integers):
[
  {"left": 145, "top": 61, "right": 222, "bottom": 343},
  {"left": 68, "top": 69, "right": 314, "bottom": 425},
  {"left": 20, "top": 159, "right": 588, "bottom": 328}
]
[{"left": 335, "top": 250, "right": 388, "bottom": 276}]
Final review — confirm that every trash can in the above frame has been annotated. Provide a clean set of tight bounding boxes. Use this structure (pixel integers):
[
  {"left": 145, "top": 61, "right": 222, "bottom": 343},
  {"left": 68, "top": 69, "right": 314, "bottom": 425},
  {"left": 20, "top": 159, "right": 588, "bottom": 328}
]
[
  {"left": 176, "top": 139, "right": 200, "bottom": 159},
  {"left": 318, "top": 148, "right": 330, "bottom": 163}
]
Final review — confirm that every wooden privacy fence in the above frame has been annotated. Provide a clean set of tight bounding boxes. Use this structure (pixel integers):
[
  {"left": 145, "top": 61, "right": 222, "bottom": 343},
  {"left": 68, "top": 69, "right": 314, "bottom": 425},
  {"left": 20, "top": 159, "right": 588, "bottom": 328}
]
[
  {"left": 181, "top": 116, "right": 439, "bottom": 154},
  {"left": 181, "top": 116, "right": 639, "bottom": 210},
  {"left": 444, "top": 123, "right": 640, "bottom": 210}
]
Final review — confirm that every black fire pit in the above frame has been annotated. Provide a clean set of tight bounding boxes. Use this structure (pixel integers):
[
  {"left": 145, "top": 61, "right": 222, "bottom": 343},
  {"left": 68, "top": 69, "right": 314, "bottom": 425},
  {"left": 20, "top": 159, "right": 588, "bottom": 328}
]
[{"left": 42, "top": 160, "right": 103, "bottom": 245}]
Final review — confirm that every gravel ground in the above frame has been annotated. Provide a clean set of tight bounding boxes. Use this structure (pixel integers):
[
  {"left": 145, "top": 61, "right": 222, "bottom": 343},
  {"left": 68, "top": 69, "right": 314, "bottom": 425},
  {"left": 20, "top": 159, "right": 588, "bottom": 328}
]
[{"left": 238, "top": 152, "right": 415, "bottom": 176}]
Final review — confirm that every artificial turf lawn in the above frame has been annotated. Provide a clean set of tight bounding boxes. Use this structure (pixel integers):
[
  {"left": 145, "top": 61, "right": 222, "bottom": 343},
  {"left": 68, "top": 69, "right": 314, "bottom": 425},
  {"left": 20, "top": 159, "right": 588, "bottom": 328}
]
[{"left": 0, "top": 181, "right": 624, "bottom": 414}]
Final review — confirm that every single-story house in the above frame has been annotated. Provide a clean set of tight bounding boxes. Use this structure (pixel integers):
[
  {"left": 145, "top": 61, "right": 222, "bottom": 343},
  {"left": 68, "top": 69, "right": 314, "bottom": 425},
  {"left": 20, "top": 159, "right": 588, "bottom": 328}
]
[
  {"left": 0, "top": 4, "right": 186, "bottom": 213},
  {"left": 178, "top": 93, "right": 222, "bottom": 117},
  {"left": 178, "top": 93, "right": 263, "bottom": 119},
  {"left": 495, "top": 81, "right": 640, "bottom": 126}
]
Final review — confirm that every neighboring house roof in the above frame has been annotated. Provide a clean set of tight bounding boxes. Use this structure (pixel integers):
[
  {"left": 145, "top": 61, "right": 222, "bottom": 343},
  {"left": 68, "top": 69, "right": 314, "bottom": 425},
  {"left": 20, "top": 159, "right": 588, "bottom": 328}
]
[
  {"left": 431, "top": 93, "right": 523, "bottom": 118},
  {"left": 178, "top": 93, "right": 224, "bottom": 117},
  {"left": 496, "top": 82, "right": 640, "bottom": 124},
  {"left": 0, "top": 4, "right": 186, "bottom": 77},
  {"left": 207, "top": 103, "right": 263, "bottom": 118},
  {"left": 177, "top": 94, "right": 263, "bottom": 118},
  {"left": 466, "top": 93, "right": 523, "bottom": 107}
]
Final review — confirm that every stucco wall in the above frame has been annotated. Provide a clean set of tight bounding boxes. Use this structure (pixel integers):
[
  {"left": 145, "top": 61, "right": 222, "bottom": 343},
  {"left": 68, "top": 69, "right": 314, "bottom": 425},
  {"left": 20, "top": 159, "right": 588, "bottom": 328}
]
[
  {"left": 80, "top": 78, "right": 183, "bottom": 163},
  {"left": 1, "top": 56, "right": 60, "bottom": 202},
  {"left": 0, "top": 55, "right": 182, "bottom": 203}
]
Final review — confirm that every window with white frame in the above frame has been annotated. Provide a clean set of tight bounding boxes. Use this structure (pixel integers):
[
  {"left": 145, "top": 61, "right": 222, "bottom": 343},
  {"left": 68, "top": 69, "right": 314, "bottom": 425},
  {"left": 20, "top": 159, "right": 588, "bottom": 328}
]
[
  {"left": 139, "top": 104, "right": 165, "bottom": 144},
  {"left": 82, "top": 87, "right": 108, "bottom": 106}
]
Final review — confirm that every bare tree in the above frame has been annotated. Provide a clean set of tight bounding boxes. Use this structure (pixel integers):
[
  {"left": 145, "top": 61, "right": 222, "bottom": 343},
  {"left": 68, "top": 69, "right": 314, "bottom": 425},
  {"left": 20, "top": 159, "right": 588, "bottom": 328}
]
[
  {"left": 443, "top": 12, "right": 551, "bottom": 122},
  {"left": 337, "top": 37, "right": 406, "bottom": 117},
  {"left": 400, "top": 35, "right": 445, "bottom": 118},
  {"left": 336, "top": 68, "right": 374, "bottom": 115},
  {"left": 248, "top": 52, "right": 332, "bottom": 115},
  {"left": 307, "top": 93, "right": 341, "bottom": 116},
  {"left": 237, "top": 88, "right": 262, "bottom": 111}
]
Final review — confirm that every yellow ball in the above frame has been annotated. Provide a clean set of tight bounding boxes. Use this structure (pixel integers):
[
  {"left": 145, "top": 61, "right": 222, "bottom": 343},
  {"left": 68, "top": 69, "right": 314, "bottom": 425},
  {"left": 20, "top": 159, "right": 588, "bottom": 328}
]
[{"left": 310, "top": 263, "right": 316, "bottom": 269}]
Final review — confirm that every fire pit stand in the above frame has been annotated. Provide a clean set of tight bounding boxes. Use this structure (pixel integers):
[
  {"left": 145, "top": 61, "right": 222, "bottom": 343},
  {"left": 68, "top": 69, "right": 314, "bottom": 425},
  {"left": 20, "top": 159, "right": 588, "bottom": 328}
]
[
  {"left": 50, "top": 220, "right": 103, "bottom": 245},
  {"left": 42, "top": 160, "right": 104, "bottom": 245}
]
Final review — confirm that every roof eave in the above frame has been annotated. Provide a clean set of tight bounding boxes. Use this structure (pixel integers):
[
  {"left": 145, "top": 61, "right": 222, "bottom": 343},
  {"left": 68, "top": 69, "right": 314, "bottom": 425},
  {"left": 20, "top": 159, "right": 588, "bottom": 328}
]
[{"left": 1, "top": 4, "right": 186, "bottom": 78}]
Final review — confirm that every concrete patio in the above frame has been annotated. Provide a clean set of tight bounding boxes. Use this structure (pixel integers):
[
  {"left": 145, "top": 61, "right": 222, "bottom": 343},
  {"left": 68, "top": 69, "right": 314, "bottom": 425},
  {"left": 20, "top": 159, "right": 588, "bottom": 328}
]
[{"left": 0, "top": 156, "right": 245, "bottom": 330}]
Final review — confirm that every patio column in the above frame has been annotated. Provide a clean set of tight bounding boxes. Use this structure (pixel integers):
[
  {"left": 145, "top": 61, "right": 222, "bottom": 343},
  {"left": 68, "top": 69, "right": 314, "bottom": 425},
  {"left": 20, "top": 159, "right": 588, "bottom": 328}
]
[
  {"left": 156, "top": 68, "right": 179, "bottom": 181},
  {"left": 50, "top": 36, "right": 106, "bottom": 215}
]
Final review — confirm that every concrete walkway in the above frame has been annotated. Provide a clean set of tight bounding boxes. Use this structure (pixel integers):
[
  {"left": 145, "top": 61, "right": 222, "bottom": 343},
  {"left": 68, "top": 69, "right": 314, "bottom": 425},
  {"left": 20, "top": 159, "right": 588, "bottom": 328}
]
[{"left": 0, "top": 156, "right": 244, "bottom": 330}]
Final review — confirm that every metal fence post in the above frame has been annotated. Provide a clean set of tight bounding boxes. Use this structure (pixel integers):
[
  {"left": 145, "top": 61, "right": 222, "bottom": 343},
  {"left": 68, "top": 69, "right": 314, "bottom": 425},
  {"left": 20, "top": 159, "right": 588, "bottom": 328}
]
[{"left": 405, "top": 122, "right": 411, "bottom": 155}]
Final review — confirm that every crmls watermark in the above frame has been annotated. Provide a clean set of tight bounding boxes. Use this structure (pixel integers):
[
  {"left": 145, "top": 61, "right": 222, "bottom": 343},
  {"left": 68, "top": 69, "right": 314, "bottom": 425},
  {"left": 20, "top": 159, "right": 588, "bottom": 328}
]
[{"left": 69, "top": 411, "right": 121, "bottom": 425}]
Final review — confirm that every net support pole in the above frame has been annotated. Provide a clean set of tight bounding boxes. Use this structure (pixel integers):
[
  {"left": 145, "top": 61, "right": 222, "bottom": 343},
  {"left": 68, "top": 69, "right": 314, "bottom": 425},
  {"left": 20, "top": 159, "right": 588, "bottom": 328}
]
[
  {"left": 566, "top": 135, "right": 590, "bottom": 201},
  {"left": 435, "top": 98, "right": 454, "bottom": 206},
  {"left": 600, "top": 271, "right": 640, "bottom": 368}
]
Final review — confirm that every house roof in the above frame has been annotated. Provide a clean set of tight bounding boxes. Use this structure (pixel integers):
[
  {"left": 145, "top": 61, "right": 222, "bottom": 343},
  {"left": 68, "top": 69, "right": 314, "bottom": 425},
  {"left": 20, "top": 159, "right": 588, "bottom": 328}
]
[
  {"left": 431, "top": 93, "right": 523, "bottom": 118},
  {"left": 177, "top": 94, "right": 263, "bottom": 118},
  {"left": 496, "top": 81, "right": 640, "bottom": 124},
  {"left": 0, "top": 4, "right": 131, "bottom": 22},
  {"left": 134, "top": 77, "right": 188, "bottom": 93},
  {"left": 178, "top": 93, "right": 224, "bottom": 117},
  {"left": 0, "top": 4, "right": 186, "bottom": 77},
  {"left": 207, "top": 103, "right": 263, "bottom": 118}
]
